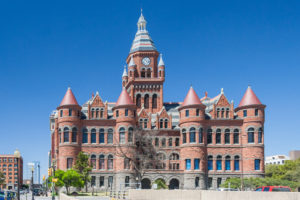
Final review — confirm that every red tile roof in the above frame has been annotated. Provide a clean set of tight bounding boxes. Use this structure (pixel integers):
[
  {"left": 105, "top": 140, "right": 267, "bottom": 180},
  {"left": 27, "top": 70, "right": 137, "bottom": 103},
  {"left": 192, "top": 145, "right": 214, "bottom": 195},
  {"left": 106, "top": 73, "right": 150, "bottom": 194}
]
[
  {"left": 181, "top": 87, "right": 202, "bottom": 107},
  {"left": 60, "top": 87, "right": 79, "bottom": 106},
  {"left": 115, "top": 88, "right": 134, "bottom": 106},
  {"left": 238, "top": 86, "right": 262, "bottom": 107}
]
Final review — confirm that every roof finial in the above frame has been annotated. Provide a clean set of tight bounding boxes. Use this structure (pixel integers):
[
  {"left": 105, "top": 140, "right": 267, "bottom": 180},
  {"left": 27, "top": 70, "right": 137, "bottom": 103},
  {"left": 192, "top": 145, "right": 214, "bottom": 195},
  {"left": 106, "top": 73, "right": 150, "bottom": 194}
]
[
  {"left": 129, "top": 55, "right": 136, "bottom": 67},
  {"left": 158, "top": 53, "right": 165, "bottom": 66},
  {"left": 122, "top": 65, "right": 128, "bottom": 77},
  {"left": 248, "top": 85, "right": 251, "bottom": 89},
  {"left": 68, "top": 87, "right": 71, "bottom": 90},
  {"left": 221, "top": 88, "right": 224, "bottom": 94},
  {"left": 92, "top": 92, "right": 94, "bottom": 98},
  {"left": 205, "top": 91, "right": 208, "bottom": 97}
]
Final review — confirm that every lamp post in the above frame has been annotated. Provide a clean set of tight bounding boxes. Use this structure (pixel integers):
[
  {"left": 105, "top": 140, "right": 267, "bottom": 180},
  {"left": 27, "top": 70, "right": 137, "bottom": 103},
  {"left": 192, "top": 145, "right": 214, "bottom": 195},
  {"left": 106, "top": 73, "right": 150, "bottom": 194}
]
[
  {"left": 51, "top": 160, "right": 56, "bottom": 200},
  {"left": 14, "top": 149, "right": 21, "bottom": 200},
  {"left": 31, "top": 166, "right": 34, "bottom": 200}
]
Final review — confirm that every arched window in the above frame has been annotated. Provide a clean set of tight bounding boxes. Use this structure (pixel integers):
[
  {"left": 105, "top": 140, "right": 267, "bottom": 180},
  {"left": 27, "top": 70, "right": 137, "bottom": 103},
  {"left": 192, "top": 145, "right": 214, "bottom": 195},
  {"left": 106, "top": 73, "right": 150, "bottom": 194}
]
[
  {"left": 225, "top": 129, "right": 230, "bottom": 144},
  {"left": 226, "top": 108, "right": 229, "bottom": 118},
  {"left": 91, "top": 129, "right": 96, "bottom": 143},
  {"left": 164, "top": 119, "right": 168, "bottom": 129},
  {"left": 208, "top": 156, "right": 213, "bottom": 170},
  {"left": 99, "top": 129, "right": 105, "bottom": 144},
  {"left": 136, "top": 94, "right": 141, "bottom": 108},
  {"left": 91, "top": 155, "right": 96, "bottom": 169},
  {"left": 152, "top": 94, "right": 157, "bottom": 109},
  {"left": 161, "top": 138, "right": 166, "bottom": 147},
  {"left": 144, "top": 119, "right": 148, "bottom": 129},
  {"left": 199, "top": 128, "right": 203, "bottom": 143},
  {"left": 189, "top": 128, "right": 196, "bottom": 143},
  {"left": 221, "top": 108, "right": 224, "bottom": 118},
  {"left": 107, "top": 155, "right": 113, "bottom": 170},
  {"left": 182, "top": 129, "right": 186, "bottom": 144},
  {"left": 64, "top": 127, "right": 69, "bottom": 142},
  {"left": 234, "top": 129, "right": 239, "bottom": 144},
  {"left": 216, "top": 129, "right": 221, "bottom": 144},
  {"left": 141, "top": 69, "right": 146, "bottom": 78},
  {"left": 128, "top": 127, "right": 133, "bottom": 143},
  {"left": 139, "top": 119, "right": 143, "bottom": 128},
  {"left": 119, "top": 127, "right": 125, "bottom": 144},
  {"left": 216, "top": 155, "right": 222, "bottom": 170},
  {"left": 207, "top": 129, "right": 212, "bottom": 144},
  {"left": 72, "top": 128, "right": 77, "bottom": 143},
  {"left": 107, "top": 129, "right": 113, "bottom": 144},
  {"left": 146, "top": 68, "right": 151, "bottom": 78},
  {"left": 82, "top": 128, "right": 88, "bottom": 143},
  {"left": 234, "top": 156, "right": 240, "bottom": 171},
  {"left": 248, "top": 128, "right": 255, "bottom": 143},
  {"left": 99, "top": 155, "right": 105, "bottom": 169},
  {"left": 144, "top": 94, "right": 149, "bottom": 108},
  {"left": 155, "top": 138, "right": 159, "bottom": 147},
  {"left": 258, "top": 128, "right": 263, "bottom": 143},
  {"left": 96, "top": 109, "right": 99, "bottom": 118},
  {"left": 168, "top": 138, "right": 172, "bottom": 146},
  {"left": 91, "top": 109, "right": 94, "bottom": 118},
  {"left": 100, "top": 109, "right": 104, "bottom": 118},
  {"left": 58, "top": 129, "right": 61, "bottom": 143},
  {"left": 225, "top": 156, "right": 231, "bottom": 170},
  {"left": 217, "top": 108, "right": 220, "bottom": 118},
  {"left": 160, "top": 119, "right": 163, "bottom": 128},
  {"left": 170, "top": 153, "right": 179, "bottom": 160}
]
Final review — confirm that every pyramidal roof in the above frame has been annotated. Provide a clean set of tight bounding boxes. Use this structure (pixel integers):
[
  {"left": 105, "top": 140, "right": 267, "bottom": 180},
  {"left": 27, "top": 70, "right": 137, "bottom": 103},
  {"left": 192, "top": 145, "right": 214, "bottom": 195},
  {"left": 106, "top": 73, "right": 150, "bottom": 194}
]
[
  {"left": 181, "top": 87, "right": 202, "bottom": 107},
  {"left": 115, "top": 88, "right": 134, "bottom": 106},
  {"left": 238, "top": 86, "right": 262, "bottom": 107},
  {"left": 130, "top": 11, "right": 156, "bottom": 53},
  {"left": 60, "top": 87, "right": 79, "bottom": 106}
]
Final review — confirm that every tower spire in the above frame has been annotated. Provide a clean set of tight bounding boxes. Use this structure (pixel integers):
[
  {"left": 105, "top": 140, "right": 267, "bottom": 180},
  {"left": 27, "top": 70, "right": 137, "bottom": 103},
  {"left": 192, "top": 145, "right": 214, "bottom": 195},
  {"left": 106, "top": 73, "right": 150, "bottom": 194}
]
[{"left": 122, "top": 65, "right": 128, "bottom": 77}]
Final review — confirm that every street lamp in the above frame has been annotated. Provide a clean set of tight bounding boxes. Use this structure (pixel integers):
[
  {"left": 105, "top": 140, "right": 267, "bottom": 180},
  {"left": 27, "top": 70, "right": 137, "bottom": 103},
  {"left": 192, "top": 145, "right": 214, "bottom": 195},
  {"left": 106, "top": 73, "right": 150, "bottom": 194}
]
[
  {"left": 14, "top": 149, "right": 21, "bottom": 200},
  {"left": 31, "top": 166, "right": 35, "bottom": 200},
  {"left": 51, "top": 160, "right": 56, "bottom": 200}
]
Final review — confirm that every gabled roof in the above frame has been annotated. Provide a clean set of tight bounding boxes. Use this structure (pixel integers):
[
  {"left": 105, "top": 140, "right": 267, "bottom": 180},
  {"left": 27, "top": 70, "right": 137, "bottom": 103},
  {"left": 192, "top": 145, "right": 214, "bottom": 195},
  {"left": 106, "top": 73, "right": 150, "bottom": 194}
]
[
  {"left": 238, "top": 86, "right": 262, "bottom": 107},
  {"left": 181, "top": 87, "right": 202, "bottom": 107},
  {"left": 115, "top": 88, "right": 134, "bottom": 107},
  {"left": 60, "top": 87, "right": 79, "bottom": 106}
]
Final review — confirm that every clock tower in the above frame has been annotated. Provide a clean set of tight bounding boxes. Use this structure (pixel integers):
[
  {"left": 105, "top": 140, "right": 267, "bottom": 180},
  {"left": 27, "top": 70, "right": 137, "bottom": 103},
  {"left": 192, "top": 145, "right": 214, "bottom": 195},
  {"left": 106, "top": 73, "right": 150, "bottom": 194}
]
[{"left": 123, "top": 11, "right": 165, "bottom": 113}]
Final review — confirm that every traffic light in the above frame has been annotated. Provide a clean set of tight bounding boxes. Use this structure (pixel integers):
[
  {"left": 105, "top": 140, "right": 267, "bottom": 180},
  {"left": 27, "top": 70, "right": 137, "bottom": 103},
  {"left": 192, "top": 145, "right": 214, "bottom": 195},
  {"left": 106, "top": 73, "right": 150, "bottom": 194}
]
[
  {"left": 43, "top": 175, "right": 46, "bottom": 181},
  {"left": 48, "top": 168, "right": 52, "bottom": 176}
]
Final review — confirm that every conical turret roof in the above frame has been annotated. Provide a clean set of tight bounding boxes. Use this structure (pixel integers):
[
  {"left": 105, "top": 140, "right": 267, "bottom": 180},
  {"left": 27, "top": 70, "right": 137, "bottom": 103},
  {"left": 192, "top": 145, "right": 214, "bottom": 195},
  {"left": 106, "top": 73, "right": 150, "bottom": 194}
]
[
  {"left": 238, "top": 86, "right": 262, "bottom": 107},
  {"left": 60, "top": 87, "right": 79, "bottom": 106},
  {"left": 115, "top": 88, "right": 134, "bottom": 106},
  {"left": 181, "top": 87, "right": 202, "bottom": 107},
  {"left": 158, "top": 54, "right": 165, "bottom": 66}
]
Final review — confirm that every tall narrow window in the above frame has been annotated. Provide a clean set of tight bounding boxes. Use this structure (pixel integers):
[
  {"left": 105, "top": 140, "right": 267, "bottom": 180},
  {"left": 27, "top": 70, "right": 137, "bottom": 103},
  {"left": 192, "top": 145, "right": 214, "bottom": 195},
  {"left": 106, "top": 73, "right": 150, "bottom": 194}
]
[
  {"left": 234, "top": 156, "right": 240, "bottom": 171},
  {"left": 152, "top": 94, "right": 157, "bottom": 109},
  {"left": 258, "top": 128, "right": 263, "bottom": 143},
  {"left": 69, "top": 109, "right": 72, "bottom": 116},
  {"left": 100, "top": 109, "right": 104, "bottom": 118},
  {"left": 226, "top": 108, "right": 229, "bottom": 118},
  {"left": 194, "top": 159, "right": 200, "bottom": 170},
  {"left": 199, "top": 128, "right": 203, "bottom": 143},
  {"left": 225, "top": 156, "right": 231, "bottom": 170},
  {"left": 72, "top": 128, "right": 77, "bottom": 143},
  {"left": 144, "top": 94, "right": 149, "bottom": 109},
  {"left": 119, "top": 127, "right": 125, "bottom": 144},
  {"left": 82, "top": 128, "right": 88, "bottom": 143},
  {"left": 91, "top": 155, "right": 96, "bottom": 169},
  {"left": 64, "top": 127, "right": 69, "bottom": 142},
  {"left": 91, "top": 129, "right": 96, "bottom": 143},
  {"left": 116, "top": 110, "right": 119, "bottom": 117},
  {"left": 108, "top": 176, "right": 113, "bottom": 187},
  {"left": 128, "top": 127, "right": 133, "bottom": 143},
  {"left": 99, "top": 129, "right": 105, "bottom": 144},
  {"left": 234, "top": 129, "right": 239, "bottom": 144},
  {"left": 146, "top": 68, "right": 151, "bottom": 78},
  {"left": 91, "top": 109, "right": 94, "bottom": 118},
  {"left": 164, "top": 119, "right": 168, "bottom": 129},
  {"left": 144, "top": 119, "right": 148, "bottom": 129},
  {"left": 196, "top": 109, "right": 200, "bottom": 116},
  {"left": 217, "top": 178, "right": 222, "bottom": 188},
  {"left": 207, "top": 129, "right": 212, "bottom": 144},
  {"left": 208, "top": 156, "right": 213, "bottom": 170},
  {"left": 96, "top": 109, "right": 99, "bottom": 118},
  {"left": 99, "top": 176, "right": 104, "bottom": 187},
  {"left": 182, "top": 129, "right": 186, "bottom": 144},
  {"left": 189, "top": 128, "right": 196, "bottom": 143},
  {"left": 243, "top": 110, "right": 247, "bottom": 117},
  {"left": 161, "top": 138, "right": 166, "bottom": 147},
  {"left": 248, "top": 128, "right": 254, "bottom": 143},
  {"left": 168, "top": 138, "right": 172, "bottom": 146},
  {"left": 60, "top": 110, "right": 63, "bottom": 117},
  {"left": 160, "top": 119, "right": 163, "bottom": 128},
  {"left": 59, "top": 129, "right": 62, "bottom": 143},
  {"left": 225, "top": 129, "right": 230, "bottom": 144},
  {"left": 221, "top": 108, "right": 224, "bottom": 118},
  {"left": 216, "top": 129, "right": 221, "bottom": 144},
  {"left": 185, "top": 159, "right": 191, "bottom": 170},
  {"left": 136, "top": 94, "right": 141, "bottom": 108},
  {"left": 108, "top": 155, "right": 113, "bottom": 170},
  {"left": 107, "top": 129, "right": 113, "bottom": 144},
  {"left": 141, "top": 69, "right": 146, "bottom": 78},
  {"left": 185, "top": 110, "right": 189, "bottom": 117},
  {"left": 99, "top": 155, "right": 105, "bottom": 169},
  {"left": 67, "top": 158, "right": 73, "bottom": 169},
  {"left": 217, "top": 108, "right": 220, "bottom": 118},
  {"left": 255, "top": 159, "right": 261, "bottom": 170},
  {"left": 125, "top": 109, "right": 128, "bottom": 116},
  {"left": 216, "top": 155, "right": 222, "bottom": 170},
  {"left": 125, "top": 176, "right": 130, "bottom": 187},
  {"left": 155, "top": 138, "right": 159, "bottom": 147},
  {"left": 175, "top": 138, "right": 180, "bottom": 146},
  {"left": 255, "top": 109, "right": 259, "bottom": 116},
  {"left": 91, "top": 176, "right": 96, "bottom": 186},
  {"left": 195, "top": 177, "right": 199, "bottom": 187}
]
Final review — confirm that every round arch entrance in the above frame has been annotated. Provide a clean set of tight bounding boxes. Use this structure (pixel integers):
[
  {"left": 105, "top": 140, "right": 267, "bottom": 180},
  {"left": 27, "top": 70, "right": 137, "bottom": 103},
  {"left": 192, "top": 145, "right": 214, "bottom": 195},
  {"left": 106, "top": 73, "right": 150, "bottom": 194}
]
[
  {"left": 169, "top": 178, "right": 180, "bottom": 190},
  {"left": 141, "top": 178, "right": 151, "bottom": 189}
]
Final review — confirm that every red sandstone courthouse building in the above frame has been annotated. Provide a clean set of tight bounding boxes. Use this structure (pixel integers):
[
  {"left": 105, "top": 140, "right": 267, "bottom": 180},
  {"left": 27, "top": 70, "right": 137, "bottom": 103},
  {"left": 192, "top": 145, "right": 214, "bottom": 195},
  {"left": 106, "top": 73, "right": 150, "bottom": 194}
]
[{"left": 50, "top": 12, "right": 266, "bottom": 190}]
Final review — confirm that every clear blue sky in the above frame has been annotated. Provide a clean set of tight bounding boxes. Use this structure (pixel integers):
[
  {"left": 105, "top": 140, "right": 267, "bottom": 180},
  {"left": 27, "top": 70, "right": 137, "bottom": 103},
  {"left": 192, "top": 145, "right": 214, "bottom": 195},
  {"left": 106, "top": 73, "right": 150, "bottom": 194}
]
[{"left": 0, "top": 0, "right": 299, "bottom": 179}]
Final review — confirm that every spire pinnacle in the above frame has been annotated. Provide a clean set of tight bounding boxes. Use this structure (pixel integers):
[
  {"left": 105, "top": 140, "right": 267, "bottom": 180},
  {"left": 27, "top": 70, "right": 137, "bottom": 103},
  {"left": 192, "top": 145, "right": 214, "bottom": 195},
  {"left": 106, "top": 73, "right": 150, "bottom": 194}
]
[
  {"left": 129, "top": 55, "right": 136, "bottom": 67},
  {"left": 122, "top": 65, "right": 128, "bottom": 77},
  {"left": 158, "top": 53, "right": 165, "bottom": 66},
  {"left": 137, "top": 10, "right": 146, "bottom": 31}
]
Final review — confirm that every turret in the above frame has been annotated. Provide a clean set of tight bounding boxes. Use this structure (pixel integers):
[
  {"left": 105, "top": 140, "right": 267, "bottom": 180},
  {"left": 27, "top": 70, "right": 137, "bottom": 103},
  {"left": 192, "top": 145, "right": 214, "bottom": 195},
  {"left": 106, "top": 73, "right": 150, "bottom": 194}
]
[
  {"left": 122, "top": 65, "right": 128, "bottom": 87},
  {"left": 128, "top": 55, "right": 136, "bottom": 80},
  {"left": 158, "top": 54, "right": 165, "bottom": 81}
]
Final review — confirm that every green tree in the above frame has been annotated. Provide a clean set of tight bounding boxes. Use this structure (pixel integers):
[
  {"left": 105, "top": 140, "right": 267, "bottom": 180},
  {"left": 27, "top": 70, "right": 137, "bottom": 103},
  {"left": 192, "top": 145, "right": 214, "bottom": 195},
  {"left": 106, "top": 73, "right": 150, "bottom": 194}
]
[
  {"left": 73, "top": 152, "right": 92, "bottom": 192},
  {"left": 62, "top": 169, "right": 84, "bottom": 195},
  {"left": 0, "top": 171, "right": 5, "bottom": 186}
]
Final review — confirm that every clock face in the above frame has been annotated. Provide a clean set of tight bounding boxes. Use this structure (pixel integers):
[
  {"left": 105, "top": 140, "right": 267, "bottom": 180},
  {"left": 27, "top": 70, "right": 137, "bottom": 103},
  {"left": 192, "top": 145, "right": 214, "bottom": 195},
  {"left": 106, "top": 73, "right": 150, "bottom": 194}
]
[{"left": 142, "top": 57, "right": 151, "bottom": 66}]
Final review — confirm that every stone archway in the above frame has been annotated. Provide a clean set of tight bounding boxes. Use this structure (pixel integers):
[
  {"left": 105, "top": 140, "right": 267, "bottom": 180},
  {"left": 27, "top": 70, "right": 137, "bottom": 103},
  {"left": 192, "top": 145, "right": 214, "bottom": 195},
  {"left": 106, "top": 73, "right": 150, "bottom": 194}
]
[
  {"left": 169, "top": 178, "right": 180, "bottom": 190},
  {"left": 141, "top": 178, "right": 151, "bottom": 189}
]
